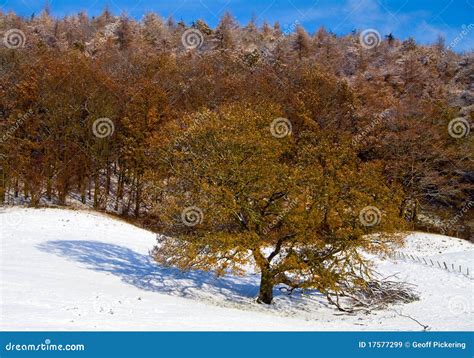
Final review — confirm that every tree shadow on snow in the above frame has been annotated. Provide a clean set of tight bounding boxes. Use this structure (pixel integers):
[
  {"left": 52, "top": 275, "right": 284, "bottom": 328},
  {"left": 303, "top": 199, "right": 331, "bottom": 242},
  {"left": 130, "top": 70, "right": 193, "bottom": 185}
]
[{"left": 37, "top": 240, "right": 323, "bottom": 308}]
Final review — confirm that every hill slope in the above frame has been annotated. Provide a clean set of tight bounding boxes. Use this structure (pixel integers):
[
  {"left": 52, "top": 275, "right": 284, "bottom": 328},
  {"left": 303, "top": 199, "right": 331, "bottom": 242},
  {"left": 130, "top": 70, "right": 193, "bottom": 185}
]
[{"left": 1, "top": 208, "right": 472, "bottom": 331}]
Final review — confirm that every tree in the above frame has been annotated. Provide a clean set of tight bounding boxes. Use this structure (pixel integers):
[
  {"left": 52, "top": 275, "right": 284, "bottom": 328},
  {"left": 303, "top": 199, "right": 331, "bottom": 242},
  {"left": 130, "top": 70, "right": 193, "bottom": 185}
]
[
  {"left": 0, "top": 8, "right": 470, "bottom": 238},
  {"left": 214, "top": 12, "right": 238, "bottom": 49},
  {"left": 149, "top": 103, "right": 405, "bottom": 304},
  {"left": 293, "top": 25, "right": 312, "bottom": 59},
  {"left": 435, "top": 34, "right": 445, "bottom": 52},
  {"left": 116, "top": 16, "right": 134, "bottom": 51}
]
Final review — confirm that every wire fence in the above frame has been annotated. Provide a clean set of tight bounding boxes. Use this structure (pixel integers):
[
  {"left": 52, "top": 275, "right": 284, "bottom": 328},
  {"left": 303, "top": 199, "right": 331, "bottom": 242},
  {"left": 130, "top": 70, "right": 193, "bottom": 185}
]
[{"left": 391, "top": 251, "right": 472, "bottom": 279}]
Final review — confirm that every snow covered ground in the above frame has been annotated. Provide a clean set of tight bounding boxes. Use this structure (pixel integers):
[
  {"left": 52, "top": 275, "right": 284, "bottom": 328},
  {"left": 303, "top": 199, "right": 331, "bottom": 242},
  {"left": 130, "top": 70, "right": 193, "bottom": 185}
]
[{"left": 0, "top": 207, "right": 473, "bottom": 331}]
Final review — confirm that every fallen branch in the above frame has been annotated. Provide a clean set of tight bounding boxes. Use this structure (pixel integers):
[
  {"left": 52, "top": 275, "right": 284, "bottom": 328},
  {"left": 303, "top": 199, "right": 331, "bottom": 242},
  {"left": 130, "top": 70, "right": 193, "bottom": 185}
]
[
  {"left": 326, "top": 278, "right": 419, "bottom": 312},
  {"left": 393, "top": 310, "right": 430, "bottom": 331}
]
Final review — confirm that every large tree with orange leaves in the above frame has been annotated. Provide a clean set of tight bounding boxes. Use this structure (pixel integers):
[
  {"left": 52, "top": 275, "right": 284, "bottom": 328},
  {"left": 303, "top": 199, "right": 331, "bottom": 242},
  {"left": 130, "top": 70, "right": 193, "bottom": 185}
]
[{"left": 149, "top": 103, "right": 406, "bottom": 304}]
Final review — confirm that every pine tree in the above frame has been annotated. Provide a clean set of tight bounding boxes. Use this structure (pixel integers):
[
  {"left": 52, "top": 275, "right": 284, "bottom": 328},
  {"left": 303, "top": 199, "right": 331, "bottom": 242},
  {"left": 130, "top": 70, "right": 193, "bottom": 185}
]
[{"left": 293, "top": 25, "right": 312, "bottom": 59}]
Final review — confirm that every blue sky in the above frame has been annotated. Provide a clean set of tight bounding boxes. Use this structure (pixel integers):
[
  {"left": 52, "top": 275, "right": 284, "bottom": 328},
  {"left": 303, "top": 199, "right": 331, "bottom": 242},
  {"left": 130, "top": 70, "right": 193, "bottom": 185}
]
[{"left": 1, "top": 0, "right": 473, "bottom": 51}]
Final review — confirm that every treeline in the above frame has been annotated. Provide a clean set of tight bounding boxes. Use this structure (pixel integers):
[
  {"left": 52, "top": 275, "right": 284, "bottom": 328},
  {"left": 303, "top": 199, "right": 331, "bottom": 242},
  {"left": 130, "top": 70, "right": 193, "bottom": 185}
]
[{"left": 0, "top": 9, "right": 472, "bottom": 238}]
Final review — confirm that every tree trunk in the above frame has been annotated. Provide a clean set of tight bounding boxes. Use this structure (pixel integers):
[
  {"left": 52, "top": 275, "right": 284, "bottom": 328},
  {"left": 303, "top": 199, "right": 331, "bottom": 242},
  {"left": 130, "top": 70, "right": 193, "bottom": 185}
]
[
  {"left": 24, "top": 181, "right": 29, "bottom": 199},
  {"left": 58, "top": 184, "right": 66, "bottom": 205},
  {"left": 134, "top": 176, "right": 141, "bottom": 217},
  {"left": 0, "top": 170, "right": 5, "bottom": 205},
  {"left": 30, "top": 190, "right": 40, "bottom": 207},
  {"left": 115, "top": 171, "right": 124, "bottom": 211},
  {"left": 257, "top": 268, "right": 274, "bottom": 304},
  {"left": 105, "top": 164, "right": 111, "bottom": 209},
  {"left": 80, "top": 176, "right": 87, "bottom": 204},
  {"left": 93, "top": 174, "right": 100, "bottom": 209},
  {"left": 46, "top": 175, "right": 52, "bottom": 201},
  {"left": 14, "top": 178, "right": 19, "bottom": 198}
]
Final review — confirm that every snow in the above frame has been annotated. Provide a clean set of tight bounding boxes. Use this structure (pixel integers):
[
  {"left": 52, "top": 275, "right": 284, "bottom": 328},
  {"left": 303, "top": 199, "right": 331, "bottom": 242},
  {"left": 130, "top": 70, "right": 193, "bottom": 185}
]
[
  {"left": 400, "top": 232, "right": 472, "bottom": 255},
  {"left": 1, "top": 207, "right": 473, "bottom": 331}
]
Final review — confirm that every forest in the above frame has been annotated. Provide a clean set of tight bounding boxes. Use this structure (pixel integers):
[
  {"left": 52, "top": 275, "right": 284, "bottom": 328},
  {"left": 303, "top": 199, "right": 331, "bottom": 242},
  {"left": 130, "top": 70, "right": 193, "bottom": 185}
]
[{"left": 0, "top": 8, "right": 472, "bottom": 304}]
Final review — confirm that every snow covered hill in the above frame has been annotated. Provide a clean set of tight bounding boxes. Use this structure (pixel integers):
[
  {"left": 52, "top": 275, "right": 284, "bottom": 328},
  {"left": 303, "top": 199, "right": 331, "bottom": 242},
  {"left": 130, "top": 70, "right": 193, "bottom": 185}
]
[{"left": 1, "top": 207, "right": 472, "bottom": 331}]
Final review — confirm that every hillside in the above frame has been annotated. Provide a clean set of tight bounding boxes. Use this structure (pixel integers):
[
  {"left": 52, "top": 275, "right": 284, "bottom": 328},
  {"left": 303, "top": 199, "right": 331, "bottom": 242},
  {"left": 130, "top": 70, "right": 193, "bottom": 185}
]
[
  {"left": 1, "top": 11, "right": 473, "bottom": 239},
  {"left": 1, "top": 207, "right": 472, "bottom": 331}
]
